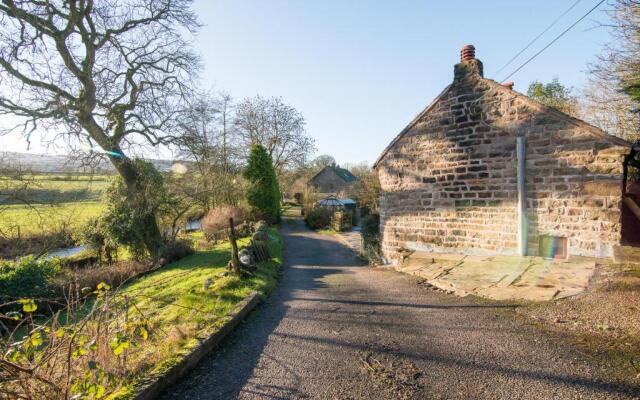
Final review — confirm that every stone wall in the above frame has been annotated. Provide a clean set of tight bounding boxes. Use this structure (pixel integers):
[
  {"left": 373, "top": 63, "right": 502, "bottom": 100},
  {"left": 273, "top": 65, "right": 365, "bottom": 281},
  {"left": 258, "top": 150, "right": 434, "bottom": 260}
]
[{"left": 376, "top": 59, "right": 629, "bottom": 262}]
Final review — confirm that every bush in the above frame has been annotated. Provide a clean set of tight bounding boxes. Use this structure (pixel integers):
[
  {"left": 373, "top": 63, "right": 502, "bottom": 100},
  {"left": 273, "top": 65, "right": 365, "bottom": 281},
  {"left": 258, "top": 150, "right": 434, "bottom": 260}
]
[
  {"left": 305, "top": 208, "right": 332, "bottom": 229},
  {"left": 0, "top": 256, "right": 60, "bottom": 302},
  {"left": 73, "top": 217, "right": 117, "bottom": 263},
  {"left": 360, "top": 213, "right": 382, "bottom": 264},
  {"left": 360, "top": 213, "right": 380, "bottom": 239},
  {"left": 202, "top": 205, "right": 247, "bottom": 240},
  {"left": 164, "top": 238, "right": 195, "bottom": 264},
  {"left": 244, "top": 144, "right": 280, "bottom": 223},
  {"left": 58, "top": 260, "right": 151, "bottom": 294}
]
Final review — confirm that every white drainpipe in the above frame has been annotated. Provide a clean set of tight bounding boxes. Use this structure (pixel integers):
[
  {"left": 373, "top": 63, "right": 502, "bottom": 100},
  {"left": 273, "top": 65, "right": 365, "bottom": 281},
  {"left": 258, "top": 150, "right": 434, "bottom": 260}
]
[{"left": 516, "top": 136, "right": 528, "bottom": 256}]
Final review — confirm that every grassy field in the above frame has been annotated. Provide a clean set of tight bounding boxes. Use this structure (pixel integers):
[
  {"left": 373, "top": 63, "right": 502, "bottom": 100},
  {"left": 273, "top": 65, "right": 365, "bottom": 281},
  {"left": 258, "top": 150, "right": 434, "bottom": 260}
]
[
  {"left": 0, "top": 174, "right": 111, "bottom": 203},
  {"left": 0, "top": 174, "right": 110, "bottom": 242},
  {"left": 0, "top": 201, "right": 105, "bottom": 237}
]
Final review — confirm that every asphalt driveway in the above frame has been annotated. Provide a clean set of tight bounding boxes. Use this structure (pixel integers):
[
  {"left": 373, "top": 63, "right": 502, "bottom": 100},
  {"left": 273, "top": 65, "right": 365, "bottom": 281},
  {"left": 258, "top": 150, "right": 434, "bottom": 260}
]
[{"left": 161, "top": 216, "right": 639, "bottom": 399}]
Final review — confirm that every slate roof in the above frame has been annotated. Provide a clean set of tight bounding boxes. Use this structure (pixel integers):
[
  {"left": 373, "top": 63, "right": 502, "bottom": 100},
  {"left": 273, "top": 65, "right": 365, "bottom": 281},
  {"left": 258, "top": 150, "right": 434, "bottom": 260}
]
[{"left": 310, "top": 165, "right": 358, "bottom": 184}]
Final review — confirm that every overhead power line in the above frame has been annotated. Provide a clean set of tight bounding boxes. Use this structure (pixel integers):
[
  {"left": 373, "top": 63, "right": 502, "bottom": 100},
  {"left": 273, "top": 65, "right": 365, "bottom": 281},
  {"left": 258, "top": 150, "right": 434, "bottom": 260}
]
[
  {"left": 500, "top": 0, "right": 606, "bottom": 83},
  {"left": 493, "top": 0, "right": 583, "bottom": 77}
]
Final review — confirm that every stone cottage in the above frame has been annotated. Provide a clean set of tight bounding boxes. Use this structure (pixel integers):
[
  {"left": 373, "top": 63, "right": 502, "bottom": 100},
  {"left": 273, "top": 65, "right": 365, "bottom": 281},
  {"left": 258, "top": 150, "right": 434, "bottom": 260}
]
[
  {"left": 374, "top": 45, "right": 634, "bottom": 262},
  {"left": 309, "top": 164, "right": 358, "bottom": 194}
]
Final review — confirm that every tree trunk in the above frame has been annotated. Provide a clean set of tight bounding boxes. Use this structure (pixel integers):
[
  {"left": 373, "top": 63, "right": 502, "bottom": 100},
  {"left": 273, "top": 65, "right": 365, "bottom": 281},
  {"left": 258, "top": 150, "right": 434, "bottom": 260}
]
[
  {"left": 77, "top": 111, "right": 166, "bottom": 262},
  {"left": 110, "top": 153, "right": 166, "bottom": 263}
]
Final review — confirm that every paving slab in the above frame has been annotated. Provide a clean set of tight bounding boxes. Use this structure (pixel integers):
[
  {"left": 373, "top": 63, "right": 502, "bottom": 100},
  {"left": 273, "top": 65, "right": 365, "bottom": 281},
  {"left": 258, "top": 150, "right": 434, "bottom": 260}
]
[{"left": 397, "top": 252, "right": 596, "bottom": 301}]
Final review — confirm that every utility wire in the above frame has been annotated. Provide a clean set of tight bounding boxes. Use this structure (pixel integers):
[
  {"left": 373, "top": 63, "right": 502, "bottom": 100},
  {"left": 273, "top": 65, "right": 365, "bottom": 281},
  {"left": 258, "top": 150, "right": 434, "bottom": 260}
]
[
  {"left": 500, "top": 0, "right": 606, "bottom": 83},
  {"left": 493, "top": 0, "right": 583, "bottom": 77}
]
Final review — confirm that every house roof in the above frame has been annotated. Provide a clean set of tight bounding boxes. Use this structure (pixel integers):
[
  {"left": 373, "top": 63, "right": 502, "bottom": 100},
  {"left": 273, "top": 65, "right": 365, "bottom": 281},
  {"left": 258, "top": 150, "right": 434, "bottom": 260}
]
[
  {"left": 310, "top": 165, "right": 358, "bottom": 184},
  {"left": 373, "top": 65, "right": 631, "bottom": 169}
]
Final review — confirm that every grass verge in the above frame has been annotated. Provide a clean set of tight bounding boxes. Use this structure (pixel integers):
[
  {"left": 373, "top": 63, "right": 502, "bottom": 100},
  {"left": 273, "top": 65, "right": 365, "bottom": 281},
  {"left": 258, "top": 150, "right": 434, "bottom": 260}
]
[
  {"left": 316, "top": 228, "right": 337, "bottom": 235},
  {"left": 109, "top": 227, "right": 283, "bottom": 398},
  {"left": 0, "top": 228, "right": 283, "bottom": 399}
]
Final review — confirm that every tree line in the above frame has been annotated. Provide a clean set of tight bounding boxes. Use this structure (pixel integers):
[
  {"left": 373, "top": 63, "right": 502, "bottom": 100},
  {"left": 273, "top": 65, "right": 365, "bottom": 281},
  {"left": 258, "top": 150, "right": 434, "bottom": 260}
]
[{"left": 527, "top": 0, "right": 640, "bottom": 142}]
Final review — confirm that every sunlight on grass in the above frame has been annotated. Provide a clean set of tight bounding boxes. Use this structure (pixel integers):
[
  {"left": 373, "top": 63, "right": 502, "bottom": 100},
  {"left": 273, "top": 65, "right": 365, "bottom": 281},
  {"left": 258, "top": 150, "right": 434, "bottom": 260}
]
[
  {"left": 0, "top": 201, "right": 105, "bottom": 236},
  {"left": 109, "top": 228, "right": 283, "bottom": 398}
]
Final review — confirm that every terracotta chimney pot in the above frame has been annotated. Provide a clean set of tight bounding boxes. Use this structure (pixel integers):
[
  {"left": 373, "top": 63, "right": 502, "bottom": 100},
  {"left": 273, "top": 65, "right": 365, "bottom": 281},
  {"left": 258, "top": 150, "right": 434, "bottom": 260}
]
[{"left": 460, "top": 45, "right": 475, "bottom": 62}]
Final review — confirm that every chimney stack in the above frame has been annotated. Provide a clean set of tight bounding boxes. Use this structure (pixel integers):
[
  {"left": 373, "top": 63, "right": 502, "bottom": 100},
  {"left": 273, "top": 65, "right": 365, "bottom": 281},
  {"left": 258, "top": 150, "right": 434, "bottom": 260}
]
[
  {"left": 454, "top": 45, "right": 483, "bottom": 80},
  {"left": 460, "top": 45, "right": 475, "bottom": 62},
  {"left": 502, "top": 81, "right": 514, "bottom": 90}
]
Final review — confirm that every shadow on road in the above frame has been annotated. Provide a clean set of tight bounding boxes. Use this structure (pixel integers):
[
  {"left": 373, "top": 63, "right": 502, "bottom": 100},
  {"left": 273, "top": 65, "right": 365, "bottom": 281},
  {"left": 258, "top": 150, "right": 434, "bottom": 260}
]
[
  {"left": 161, "top": 215, "right": 365, "bottom": 399},
  {"left": 162, "top": 215, "right": 640, "bottom": 399}
]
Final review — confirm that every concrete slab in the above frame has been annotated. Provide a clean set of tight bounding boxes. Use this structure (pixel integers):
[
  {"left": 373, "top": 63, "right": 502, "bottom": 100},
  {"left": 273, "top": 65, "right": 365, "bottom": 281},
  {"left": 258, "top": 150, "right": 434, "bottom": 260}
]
[{"left": 397, "top": 252, "right": 596, "bottom": 301}]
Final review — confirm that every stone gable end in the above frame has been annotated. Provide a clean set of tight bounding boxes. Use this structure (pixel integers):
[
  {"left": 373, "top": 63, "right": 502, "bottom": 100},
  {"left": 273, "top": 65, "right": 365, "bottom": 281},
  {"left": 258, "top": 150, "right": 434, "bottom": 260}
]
[{"left": 376, "top": 55, "right": 630, "bottom": 261}]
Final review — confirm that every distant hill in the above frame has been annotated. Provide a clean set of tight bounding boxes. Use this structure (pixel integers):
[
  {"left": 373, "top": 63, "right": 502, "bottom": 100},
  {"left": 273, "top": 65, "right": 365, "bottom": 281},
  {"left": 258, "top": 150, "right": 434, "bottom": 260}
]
[{"left": 0, "top": 151, "right": 181, "bottom": 174}]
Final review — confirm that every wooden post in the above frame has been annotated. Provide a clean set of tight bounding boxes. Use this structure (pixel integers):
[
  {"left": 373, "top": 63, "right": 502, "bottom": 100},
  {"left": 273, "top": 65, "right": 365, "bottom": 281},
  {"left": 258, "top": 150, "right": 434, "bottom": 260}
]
[{"left": 229, "top": 217, "right": 240, "bottom": 273}]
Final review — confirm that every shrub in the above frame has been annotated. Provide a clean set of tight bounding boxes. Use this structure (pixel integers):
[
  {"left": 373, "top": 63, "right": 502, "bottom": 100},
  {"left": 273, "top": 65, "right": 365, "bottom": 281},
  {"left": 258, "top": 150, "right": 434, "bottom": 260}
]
[
  {"left": 58, "top": 260, "right": 151, "bottom": 294},
  {"left": 244, "top": 144, "right": 280, "bottom": 223},
  {"left": 305, "top": 208, "right": 332, "bottom": 229},
  {"left": 360, "top": 213, "right": 382, "bottom": 264},
  {"left": 0, "top": 256, "right": 60, "bottom": 302},
  {"left": 73, "top": 217, "right": 117, "bottom": 263},
  {"left": 360, "top": 213, "right": 380, "bottom": 239},
  {"left": 164, "top": 238, "right": 195, "bottom": 264},
  {"left": 202, "top": 205, "right": 247, "bottom": 240}
]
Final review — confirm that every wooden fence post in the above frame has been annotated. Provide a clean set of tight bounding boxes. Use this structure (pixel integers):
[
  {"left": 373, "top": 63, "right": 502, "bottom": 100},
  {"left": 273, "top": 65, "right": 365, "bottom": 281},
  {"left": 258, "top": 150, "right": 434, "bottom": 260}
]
[{"left": 229, "top": 217, "right": 240, "bottom": 273}]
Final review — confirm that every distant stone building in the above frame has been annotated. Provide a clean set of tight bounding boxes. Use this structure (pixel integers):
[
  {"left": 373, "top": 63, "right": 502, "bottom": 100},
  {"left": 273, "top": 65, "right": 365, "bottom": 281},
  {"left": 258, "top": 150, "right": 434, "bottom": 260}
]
[
  {"left": 374, "top": 45, "right": 633, "bottom": 262},
  {"left": 309, "top": 164, "right": 358, "bottom": 194}
]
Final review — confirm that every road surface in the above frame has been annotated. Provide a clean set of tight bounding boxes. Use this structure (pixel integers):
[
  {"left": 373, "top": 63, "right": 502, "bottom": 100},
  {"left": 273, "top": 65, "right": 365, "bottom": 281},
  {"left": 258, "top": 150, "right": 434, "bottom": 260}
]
[{"left": 162, "top": 216, "right": 639, "bottom": 399}]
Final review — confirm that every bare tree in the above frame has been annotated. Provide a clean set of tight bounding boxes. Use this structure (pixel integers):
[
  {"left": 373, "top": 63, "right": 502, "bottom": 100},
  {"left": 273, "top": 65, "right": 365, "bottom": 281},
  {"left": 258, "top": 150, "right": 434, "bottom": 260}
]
[
  {"left": 177, "top": 91, "right": 243, "bottom": 209},
  {"left": 580, "top": 78, "right": 640, "bottom": 141},
  {"left": 217, "top": 92, "right": 238, "bottom": 172},
  {"left": 583, "top": 0, "right": 640, "bottom": 140},
  {"left": 345, "top": 163, "right": 381, "bottom": 211},
  {"left": 235, "top": 95, "right": 316, "bottom": 172},
  {"left": 0, "top": 0, "right": 201, "bottom": 259}
]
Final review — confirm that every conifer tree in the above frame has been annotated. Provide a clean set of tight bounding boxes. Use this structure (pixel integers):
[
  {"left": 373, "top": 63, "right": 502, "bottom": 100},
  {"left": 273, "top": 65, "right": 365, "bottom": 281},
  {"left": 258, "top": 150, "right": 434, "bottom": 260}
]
[{"left": 244, "top": 144, "right": 281, "bottom": 222}]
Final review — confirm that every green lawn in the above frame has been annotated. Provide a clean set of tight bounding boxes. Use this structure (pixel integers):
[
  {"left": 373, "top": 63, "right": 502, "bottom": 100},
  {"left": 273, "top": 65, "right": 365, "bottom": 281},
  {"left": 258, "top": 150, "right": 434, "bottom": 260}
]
[{"left": 109, "top": 229, "right": 283, "bottom": 398}]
